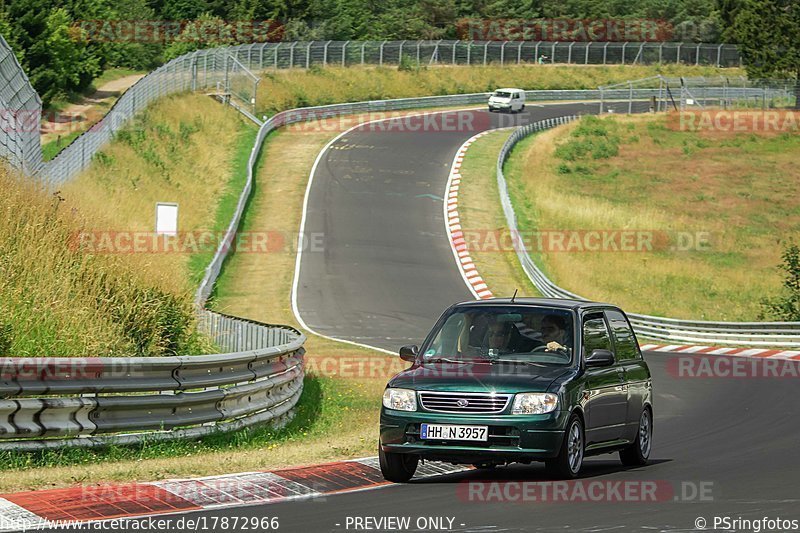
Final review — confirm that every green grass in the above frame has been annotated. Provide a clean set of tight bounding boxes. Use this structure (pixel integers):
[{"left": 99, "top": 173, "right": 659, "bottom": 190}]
[
  {"left": 41, "top": 130, "right": 83, "bottom": 161},
  {"left": 187, "top": 123, "right": 259, "bottom": 286},
  {"left": 0, "top": 374, "right": 352, "bottom": 473}
]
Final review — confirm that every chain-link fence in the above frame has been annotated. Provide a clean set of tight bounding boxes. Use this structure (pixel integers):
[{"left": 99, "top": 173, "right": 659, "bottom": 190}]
[
  {"left": 41, "top": 47, "right": 261, "bottom": 185},
  {"left": 0, "top": 35, "right": 43, "bottom": 175},
  {"left": 227, "top": 41, "right": 741, "bottom": 69},
  {"left": 0, "top": 39, "right": 747, "bottom": 181},
  {"left": 675, "top": 77, "right": 798, "bottom": 110}
]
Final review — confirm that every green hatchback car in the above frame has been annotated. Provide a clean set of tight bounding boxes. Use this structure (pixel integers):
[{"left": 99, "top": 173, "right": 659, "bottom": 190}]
[{"left": 379, "top": 298, "right": 653, "bottom": 481}]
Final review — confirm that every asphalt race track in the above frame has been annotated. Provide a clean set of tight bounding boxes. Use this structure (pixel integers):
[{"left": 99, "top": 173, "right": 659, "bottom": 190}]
[
  {"left": 116, "top": 103, "right": 800, "bottom": 532},
  {"left": 294, "top": 101, "right": 640, "bottom": 351},
  {"left": 120, "top": 351, "right": 800, "bottom": 532}
]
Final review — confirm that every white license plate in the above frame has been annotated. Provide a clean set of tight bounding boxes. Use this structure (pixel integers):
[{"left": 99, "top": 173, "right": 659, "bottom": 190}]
[{"left": 420, "top": 423, "right": 488, "bottom": 441}]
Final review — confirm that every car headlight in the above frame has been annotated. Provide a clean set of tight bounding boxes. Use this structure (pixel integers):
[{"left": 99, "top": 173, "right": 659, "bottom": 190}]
[
  {"left": 382, "top": 388, "right": 417, "bottom": 411},
  {"left": 512, "top": 393, "right": 558, "bottom": 414}
]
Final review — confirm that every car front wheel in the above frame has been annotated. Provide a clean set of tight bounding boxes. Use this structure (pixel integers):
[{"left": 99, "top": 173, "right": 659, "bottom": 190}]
[
  {"left": 620, "top": 407, "right": 652, "bottom": 466},
  {"left": 379, "top": 443, "right": 419, "bottom": 482},
  {"left": 546, "top": 413, "right": 584, "bottom": 479}
]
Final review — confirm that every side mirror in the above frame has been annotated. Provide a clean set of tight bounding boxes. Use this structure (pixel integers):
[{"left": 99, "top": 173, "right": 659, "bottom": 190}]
[
  {"left": 399, "top": 345, "right": 418, "bottom": 362},
  {"left": 586, "top": 349, "right": 615, "bottom": 368}
]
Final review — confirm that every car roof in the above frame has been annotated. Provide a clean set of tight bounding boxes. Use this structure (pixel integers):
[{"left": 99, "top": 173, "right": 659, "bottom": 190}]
[
  {"left": 495, "top": 88, "right": 523, "bottom": 93},
  {"left": 452, "top": 297, "right": 617, "bottom": 312}
]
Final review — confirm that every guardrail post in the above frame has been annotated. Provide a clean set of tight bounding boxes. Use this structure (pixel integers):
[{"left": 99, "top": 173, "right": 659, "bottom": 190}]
[
  {"left": 399, "top": 40, "right": 405, "bottom": 64},
  {"left": 452, "top": 41, "right": 457, "bottom": 64},
  {"left": 716, "top": 43, "right": 723, "bottom": 67},
  {"left": 676, "top": 43, "right": 681, "bottom": 64},
  {"left": 585, "top": 42, "right": 591, "bottom": 64},
  {"left": 628, "top": 81, "right": 634, "bottom": 114},
  {"left": 323, "top": 40, "right": 331, "bottom": 66},
  {"left": 305, "top": 42, "right": 312, "bottom": 68},
  {"left": 483, "top": 42, "right": 488, "bottom": 65},
  {"left": 517, "top": 41, "right": 523, "bottom": 64},
  {"left": 603, "top": 42, "right": 609, "bottom": 64},
  {"left": 621, "top": 42, "right": 628, "bottom": 64},
  {"left": 534, "top": 41, "right": 540, "bottom": 63},
  {"left": 567, "top": 42, "right": 574, "bottom": 64},
  {"left": 551, "top": 42, "right": 556, "bottom": 62},
  {"left": 695, "top": 43, "right": 701, "bottom": 65}
]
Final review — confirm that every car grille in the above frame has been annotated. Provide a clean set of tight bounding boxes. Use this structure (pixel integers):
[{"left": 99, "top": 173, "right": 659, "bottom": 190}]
[{"left": 418, "top": 391, "right": 511, "bottom": 414}]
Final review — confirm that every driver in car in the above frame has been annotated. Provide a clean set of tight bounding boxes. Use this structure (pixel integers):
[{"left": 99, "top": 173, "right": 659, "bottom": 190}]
[
  {"left": 541, "top": 315, "right": 569, "bottom": 352},
  {"left": 511, "top": 314, "right": 569, "bottom": 353}
]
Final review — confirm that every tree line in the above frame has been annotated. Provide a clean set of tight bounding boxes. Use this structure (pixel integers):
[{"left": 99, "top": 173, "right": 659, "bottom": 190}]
[{"left": 0, "top": 0, "right": 796, "bottom": 107}]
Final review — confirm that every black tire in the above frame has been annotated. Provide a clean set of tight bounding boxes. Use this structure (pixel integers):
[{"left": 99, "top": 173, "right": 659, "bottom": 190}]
[
  {"left": 379, "top": 444, "right": 419, "bottom": 482},
  {"left": 620, "top": 407, "right": 652, "bottom": 467},
  {"left": 545, "top": 413, "right": 585, "bottom": 479}
]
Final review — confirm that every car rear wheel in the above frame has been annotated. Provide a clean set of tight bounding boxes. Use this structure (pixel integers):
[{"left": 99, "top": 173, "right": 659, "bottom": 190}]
[
  {"left": 379, "top": 444, "right": 419, "bottom": 482},
  {"left": 546, "top": 414, "right": 584, "bottom": 479},
  {"left": 620, "top": 408, "right": 652, "bottom": 466}
]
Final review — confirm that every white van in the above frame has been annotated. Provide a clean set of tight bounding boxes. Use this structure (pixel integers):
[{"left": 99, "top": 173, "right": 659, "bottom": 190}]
[{"left": 488, "top": 88, "right": 526, "bottom": 113}]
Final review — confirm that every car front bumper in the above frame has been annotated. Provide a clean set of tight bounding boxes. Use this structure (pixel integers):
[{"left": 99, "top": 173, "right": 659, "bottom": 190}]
[{"left": 380, "top": 409, "right": 568, "bottom": 463}]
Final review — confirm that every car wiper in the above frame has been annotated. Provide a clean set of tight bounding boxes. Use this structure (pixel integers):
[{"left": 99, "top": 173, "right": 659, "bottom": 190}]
[
  {"left": 423, "top": 357, "right": 490, "bottom": 365},
  {"left": 489, "top": 359, "right": 549, "bottom": 368},
  {"left": 423, "top": 357, "right": 468, "bottom": 364}
]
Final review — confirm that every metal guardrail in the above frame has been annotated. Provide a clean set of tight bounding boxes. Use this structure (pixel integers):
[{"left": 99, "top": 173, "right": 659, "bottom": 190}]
[
  {"left": 495, "top": 117, "right": 800, "bottom": 347},
  {"left": 0, "top": 309, "right": 305, "bottom": 450}
]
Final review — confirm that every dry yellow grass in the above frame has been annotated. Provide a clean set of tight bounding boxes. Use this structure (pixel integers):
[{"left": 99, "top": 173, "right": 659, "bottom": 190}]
[
  {"left": 60, "top": 94, "right": 248, "bottom": 292},
  {"left": 0, "top": 165, "right": 207, "bottom": 358},
  {"left": 501, "top": 113, "right": 800, "bottom": 320},
  {"left": 255, "top": 64, "right": 742, "bottom": 115}
]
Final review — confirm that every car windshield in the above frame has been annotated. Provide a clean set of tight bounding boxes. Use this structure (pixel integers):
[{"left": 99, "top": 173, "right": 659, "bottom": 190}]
[
  {"left": 420, "top": 306, "right": 574, "bottom": 365},
  {"left": 493, "top": 91, "right": 512, "bottom": 98}
]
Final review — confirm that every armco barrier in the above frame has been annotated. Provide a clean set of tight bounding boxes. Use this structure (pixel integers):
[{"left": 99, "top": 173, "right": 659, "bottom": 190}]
[
  {"left": 495, "top": 117, "right": 800, "bottom": 347},
  {"left": 0, "top": 309, "right": 305, "bottom": 450}
]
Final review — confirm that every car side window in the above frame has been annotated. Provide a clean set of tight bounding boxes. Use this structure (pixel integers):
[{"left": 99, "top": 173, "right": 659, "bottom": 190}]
[
  {"left": 582, "top": 314, "right": 612, "bottom": 362},
  {"left": 605, "top": 309, "right": 641, "bottom": 361}
]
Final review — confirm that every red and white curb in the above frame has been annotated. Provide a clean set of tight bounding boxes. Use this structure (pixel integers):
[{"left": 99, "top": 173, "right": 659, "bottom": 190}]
[
  {"left": 442, "top": 135, "right": 798, "bottom": 359},
  {"left": 0, "top": 458, "right": 468, "bottom": 530},
  {"left": 640, "top": 344, "right": 800, "bottom": 359},
  {"left": 445, "top": 130, "right": 493, "bottom": 300}
]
